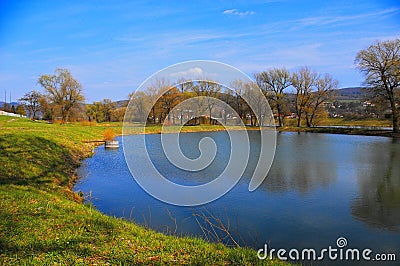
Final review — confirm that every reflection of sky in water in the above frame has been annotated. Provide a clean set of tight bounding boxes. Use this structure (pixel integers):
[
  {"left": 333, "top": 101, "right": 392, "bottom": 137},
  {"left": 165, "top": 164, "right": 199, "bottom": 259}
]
[
  {"left": 145, "top": 131, "right": 231, "bottom": 185},
  {"left": 75, "top": 132, "right": 400, "bottom": 265}
]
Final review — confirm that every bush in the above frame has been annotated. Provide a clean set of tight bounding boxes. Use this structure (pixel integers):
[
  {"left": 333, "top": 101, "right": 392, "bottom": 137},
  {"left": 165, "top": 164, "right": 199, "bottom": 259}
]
[{"left": 103, "top": 128, "right": 116, "bottom": 141}]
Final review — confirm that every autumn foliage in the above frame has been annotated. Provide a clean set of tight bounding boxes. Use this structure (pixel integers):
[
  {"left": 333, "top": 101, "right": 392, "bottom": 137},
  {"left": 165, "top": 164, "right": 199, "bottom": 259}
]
[{"left": 103, "top": 128, "right": 116, "bottom": 141}]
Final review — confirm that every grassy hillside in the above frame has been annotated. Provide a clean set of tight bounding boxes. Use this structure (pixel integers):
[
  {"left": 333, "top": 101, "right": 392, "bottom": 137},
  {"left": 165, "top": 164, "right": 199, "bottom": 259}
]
[{"left": 0, "top": 116, "right": 285, "bottom": 265}]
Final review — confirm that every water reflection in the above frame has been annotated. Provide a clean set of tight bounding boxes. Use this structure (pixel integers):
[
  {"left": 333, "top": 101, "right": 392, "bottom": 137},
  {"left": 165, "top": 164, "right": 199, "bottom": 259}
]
[
  {"left": 260, "top": 132, "right": 338, "bottom": 194},
  {"left": 351, "top": 138, "right": 400, "bottom": 231}
]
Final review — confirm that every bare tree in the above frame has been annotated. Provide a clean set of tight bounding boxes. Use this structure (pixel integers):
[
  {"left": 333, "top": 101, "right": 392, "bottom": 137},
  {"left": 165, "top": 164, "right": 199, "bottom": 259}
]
[
  {"left": 243, "top": 81, "right": 268, "bottom": 126},
  {"left": 144, "top": 78, "right": 171, "bottom": 124},
  {"left": 159, "top": 86, "right": 181, "bottom": 124},
  {"left": 221, "top": 89, "right": 233, "bottom": 124},
  {"left": 230, "top": 79, "right": 251, "bottom": 124},
  {"left": 39, "top": 96, "right": 52, "bottom": 121},
  {"left": 255, "top": 68, "right": 291, "bottom": 127},
  {"left": 177, "top": 80, "right": 193, "bottom": 124},
  {"left": 129, "top": 91, "right": 151, "bottom": 123},
  {"left": 38, "top": 68, "right": 85, "bottom": 123},
  {"left": 355, "top": 39, "right": 400, "bottom": 133},
  {"left": 306, "top": 74, "right": 338, "bottom": 126},
  {"left": 192, "top": 80, "right": 222, "bottom": 124},
  {"left": 291, "top": 67, "right": 318, "bottom": 127},
  {"left": 146, "top": 86, "right": 159, "bottom": 124},
  {"left": 101, "top": 99, "right": 116, "bottom": 122},
  {"left": 19, "top": 90, "right": 42, "bottom": 120}
]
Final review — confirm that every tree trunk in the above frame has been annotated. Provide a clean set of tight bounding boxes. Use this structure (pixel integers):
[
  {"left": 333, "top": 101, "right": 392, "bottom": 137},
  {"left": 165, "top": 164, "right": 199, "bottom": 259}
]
[
  {"left": 309, "top": 103, "right": 321, "bottom": 127},
  {"left": 309, "top": 113, "right": 315, "bottom": 127},
  {"left": 297, "top": 115, "right": 301, "bottom": 127},
  {"left": 305, "top": 113, "right": 311, "bottom": 127},
  {"left": 61, "top": 108, "right": 66, "bottom": 124},
  {"left": 295, "top": 100, "right": 301, "bottom": 127},
  {"left": 152, "top": 107, "right": 156, "bottom": 124},
  {"left": 276, "top": 104, "right": 282, "bottom": 127},
  {"left": 390, "top": 99, "right": 399, "bottom": 133}
]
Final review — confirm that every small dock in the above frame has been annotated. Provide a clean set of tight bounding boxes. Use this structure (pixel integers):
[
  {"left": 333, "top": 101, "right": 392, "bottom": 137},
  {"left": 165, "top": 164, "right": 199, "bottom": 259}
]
[
  {"left": 105, "top": 140, "right": 119, "bottom": 149},
  {"left": 83, "top": 140, "right": 119, "bottom": 149}
]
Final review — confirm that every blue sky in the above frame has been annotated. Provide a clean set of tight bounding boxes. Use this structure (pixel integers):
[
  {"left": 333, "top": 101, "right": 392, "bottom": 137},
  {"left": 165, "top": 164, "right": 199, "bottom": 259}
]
[{"left": 1, "top": 0, "right": 399, "bottom": 102}]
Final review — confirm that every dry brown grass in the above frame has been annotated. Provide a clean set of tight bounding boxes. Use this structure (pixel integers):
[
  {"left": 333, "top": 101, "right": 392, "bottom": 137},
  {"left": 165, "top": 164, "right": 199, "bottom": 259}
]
[
  {"left": 80, "top": 120, "right": 97, "bottom": 126},
  {"left": 103, "top": 128, "right": 116, "bottom": 141}
]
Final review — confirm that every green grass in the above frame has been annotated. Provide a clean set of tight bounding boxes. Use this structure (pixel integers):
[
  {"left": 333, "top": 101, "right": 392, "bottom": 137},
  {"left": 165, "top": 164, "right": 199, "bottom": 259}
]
[
  {"left": 0, "top": 116, "right": 286, "bottom": 265},
  {"left": 318, "top": 117, "right": 392, "bottom": 127},
  {"left": 123, "top": 123, "right": 264, "bottom": 135},
  {"left": 280, "top": 117, "right": 392, "bottom": 128}
]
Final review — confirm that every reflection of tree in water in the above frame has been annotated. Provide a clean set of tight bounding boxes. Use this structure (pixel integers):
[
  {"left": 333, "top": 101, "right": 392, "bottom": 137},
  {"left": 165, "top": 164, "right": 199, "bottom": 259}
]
[
  {"left": 256, "top": 132, "right": 338, "bottom": 194},
  {"left": 351, "top": 139, "right": 400, "bottom": 231}
]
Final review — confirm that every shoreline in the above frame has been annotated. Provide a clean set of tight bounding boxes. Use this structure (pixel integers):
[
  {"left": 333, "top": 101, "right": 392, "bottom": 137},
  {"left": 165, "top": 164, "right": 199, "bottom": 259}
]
[
  {"left": 121, "top": 124, "right": 400, "bottom": 138},
  {"left": 0, "top": 116, "right": 286, "bottom": 265},
  {"left": 276, "top": 126, "right": 400, "bottom": 138}
]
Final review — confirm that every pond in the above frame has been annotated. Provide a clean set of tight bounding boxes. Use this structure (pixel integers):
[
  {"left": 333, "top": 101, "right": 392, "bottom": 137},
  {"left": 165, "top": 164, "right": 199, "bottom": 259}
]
[{"left": 75, "top": 131, "right": 400, "bottom": 264}]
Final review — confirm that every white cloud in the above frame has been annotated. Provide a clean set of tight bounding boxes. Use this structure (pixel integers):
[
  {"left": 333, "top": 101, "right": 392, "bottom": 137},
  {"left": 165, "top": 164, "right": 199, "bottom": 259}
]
[
  {"left": 170, "top": 67, "right": 204, "bottom": 78},
  {"left": 222, "top": 9, "right": 255, "bottom": 16}
]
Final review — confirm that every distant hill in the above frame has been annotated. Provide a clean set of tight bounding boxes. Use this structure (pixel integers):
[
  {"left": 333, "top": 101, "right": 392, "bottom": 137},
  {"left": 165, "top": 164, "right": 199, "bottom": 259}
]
[
  {"left": 284, "top": 87, "right": 369, "bottom": 102},
  {"left": 335, "top": 87, "right": 369, "bottom": 101},
  {"left": 0, "top": 101, "right": 20, "bottom": 108},
  {"left": 115, "top": 100, "right": 128, "bottom": 108}
]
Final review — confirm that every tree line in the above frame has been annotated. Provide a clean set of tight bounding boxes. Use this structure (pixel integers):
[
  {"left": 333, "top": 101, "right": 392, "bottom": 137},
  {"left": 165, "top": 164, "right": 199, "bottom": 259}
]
[
  {"left": 18, "top": 69, "right": 126, "bottom": 123},
  {"left": 15, "top": 39, "right": 400, "bottom": 132},
  {"left": 127, "top": 67, "right": 338, "bottom": 128}
]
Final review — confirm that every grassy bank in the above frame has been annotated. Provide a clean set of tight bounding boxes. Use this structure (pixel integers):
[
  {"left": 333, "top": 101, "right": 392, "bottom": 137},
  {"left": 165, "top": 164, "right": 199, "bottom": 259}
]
[
  {"left": 282, "top": 117, "right": 392, "bottom": 128},
  {"left": 0, "top": 116, "right": 285, "bottom": 265},
  {"left": 123, "top": 123, "right": 265, "bottom": 135},
  {"left": 276, "top": 117, "right": 399, "bottom": 138},
  {"left": 317, "top": 117, "right": 392, "bottom": 127},
  {"left": 278, "top": 126, "right": 400, "bottom": 138}
]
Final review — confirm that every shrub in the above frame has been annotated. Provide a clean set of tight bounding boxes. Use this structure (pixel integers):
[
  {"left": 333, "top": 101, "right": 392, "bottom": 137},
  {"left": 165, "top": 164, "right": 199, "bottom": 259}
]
[{"left": 103, "top": 128, "right": 116, "bottom": 141}]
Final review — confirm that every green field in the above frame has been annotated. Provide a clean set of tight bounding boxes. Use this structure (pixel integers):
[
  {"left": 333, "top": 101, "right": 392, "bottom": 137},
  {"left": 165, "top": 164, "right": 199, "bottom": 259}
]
[
  {"left": 318, "top": 117, "right": 392, "bottom": 127},
  {"left": 0, "top": 116, "right": 286, "bottom": 265},
  {"left": 281, "top": 117, "right": 392, "bottom": 128}
]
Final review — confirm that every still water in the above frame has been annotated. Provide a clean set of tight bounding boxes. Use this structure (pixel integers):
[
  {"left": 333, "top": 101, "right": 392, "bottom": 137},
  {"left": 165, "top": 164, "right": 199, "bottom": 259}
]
[{"left": 75, "top": 131, "right": 400, "bottom": 263}]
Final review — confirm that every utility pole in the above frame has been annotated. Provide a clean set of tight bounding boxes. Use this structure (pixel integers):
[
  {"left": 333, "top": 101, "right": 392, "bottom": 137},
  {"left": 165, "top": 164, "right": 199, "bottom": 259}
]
[{"left": 10, "top": 91, "right": 12, "bottom": 112}]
